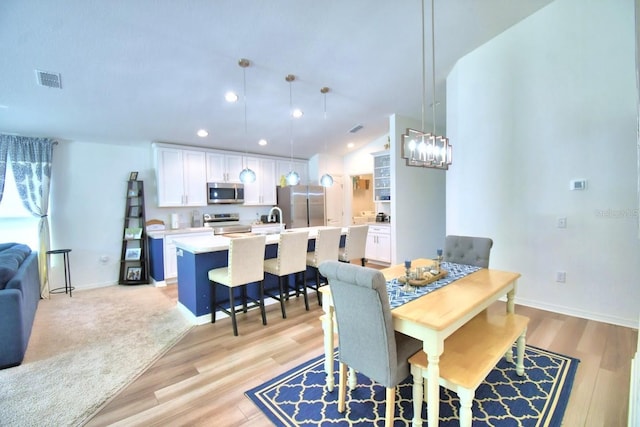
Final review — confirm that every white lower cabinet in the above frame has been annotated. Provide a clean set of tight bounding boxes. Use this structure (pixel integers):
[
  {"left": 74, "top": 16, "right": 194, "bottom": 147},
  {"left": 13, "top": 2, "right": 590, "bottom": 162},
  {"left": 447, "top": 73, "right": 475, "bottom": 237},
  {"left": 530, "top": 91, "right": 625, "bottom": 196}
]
[
  {"left": 163, "top": 232, "right": 210, "bottom": 280},
  {"left": 365, "top": 225, "right": 391, "bottom": 264}
]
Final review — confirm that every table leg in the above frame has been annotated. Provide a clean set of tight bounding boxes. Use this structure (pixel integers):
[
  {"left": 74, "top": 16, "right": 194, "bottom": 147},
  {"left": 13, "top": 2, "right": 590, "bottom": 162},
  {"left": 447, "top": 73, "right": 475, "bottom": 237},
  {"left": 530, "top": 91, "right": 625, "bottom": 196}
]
[
  {"left": 321, "top": 310, "right": 335, "bottom": 391},
  {"left": 506, "top": 284, "right": 516, "bottom": 314},
  {"left": 426, "top": 352, "right": 441, "bottom": 427},
  {"left": 410, "top": 364, "right": 424, "bottom": 427}
]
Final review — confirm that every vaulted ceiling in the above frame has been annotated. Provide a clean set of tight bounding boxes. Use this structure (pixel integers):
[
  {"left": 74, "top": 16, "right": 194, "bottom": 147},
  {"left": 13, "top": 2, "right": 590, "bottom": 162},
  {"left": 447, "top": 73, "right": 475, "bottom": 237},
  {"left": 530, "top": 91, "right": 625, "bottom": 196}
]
[{"left": 0, "top": 0, "right": 553, "bottom": 159}]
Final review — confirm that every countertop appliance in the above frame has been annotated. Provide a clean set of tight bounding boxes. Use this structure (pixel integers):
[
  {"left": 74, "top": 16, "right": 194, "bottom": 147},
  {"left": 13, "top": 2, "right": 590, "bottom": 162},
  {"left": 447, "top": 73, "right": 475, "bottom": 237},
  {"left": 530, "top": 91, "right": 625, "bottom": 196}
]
[
  {"left": 276, "top": 185, "right": 325, "bottom": 229},
  {"left": 207, "top": 182, "right": 244, "bottom": 204},
  {"left": 203, "top": 213, "right": 251, "bottom": 234},
  {"left": 376, "top": 212, "right": 389, "bottom": 222}
]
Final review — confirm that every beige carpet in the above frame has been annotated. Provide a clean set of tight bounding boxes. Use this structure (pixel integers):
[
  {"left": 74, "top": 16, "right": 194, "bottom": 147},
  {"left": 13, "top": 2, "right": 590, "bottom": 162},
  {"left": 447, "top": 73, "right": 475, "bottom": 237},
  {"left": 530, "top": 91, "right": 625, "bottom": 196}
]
[{"left": 0, "top": 285, "right": 193, "bottom": 427}]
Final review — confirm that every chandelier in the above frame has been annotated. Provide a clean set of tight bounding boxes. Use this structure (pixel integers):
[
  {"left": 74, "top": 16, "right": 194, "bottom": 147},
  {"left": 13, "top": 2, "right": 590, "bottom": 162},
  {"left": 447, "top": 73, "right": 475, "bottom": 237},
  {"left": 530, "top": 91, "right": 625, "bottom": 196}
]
[{"left": 401, "top": 0, "right": 452, "bottom": 170}]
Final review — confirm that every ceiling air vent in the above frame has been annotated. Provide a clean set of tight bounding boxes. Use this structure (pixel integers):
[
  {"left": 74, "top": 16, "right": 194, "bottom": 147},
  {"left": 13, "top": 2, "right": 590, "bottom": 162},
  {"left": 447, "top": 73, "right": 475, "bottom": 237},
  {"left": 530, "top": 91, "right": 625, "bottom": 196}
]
[
  {"left": 35, "top": 70, "right": 62, "bottom": 89},
  {"left": 349, "top": 124, "right": 363, "bottom": 134}
]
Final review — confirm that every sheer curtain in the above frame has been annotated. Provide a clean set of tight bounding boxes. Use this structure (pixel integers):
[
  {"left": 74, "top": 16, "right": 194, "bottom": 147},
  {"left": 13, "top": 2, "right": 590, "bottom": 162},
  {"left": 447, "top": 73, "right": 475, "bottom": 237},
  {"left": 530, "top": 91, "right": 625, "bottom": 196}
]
[{"left": 0, "top": 134, "right": 56, "bottom": 297}]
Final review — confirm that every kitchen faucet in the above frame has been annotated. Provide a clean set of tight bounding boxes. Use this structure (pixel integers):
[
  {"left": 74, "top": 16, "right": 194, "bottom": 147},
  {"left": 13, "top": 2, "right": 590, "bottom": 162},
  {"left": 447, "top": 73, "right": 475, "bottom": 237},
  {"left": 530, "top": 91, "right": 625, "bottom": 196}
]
[{"left": 268, "top": 206, "right": 283, "bottom": 227}]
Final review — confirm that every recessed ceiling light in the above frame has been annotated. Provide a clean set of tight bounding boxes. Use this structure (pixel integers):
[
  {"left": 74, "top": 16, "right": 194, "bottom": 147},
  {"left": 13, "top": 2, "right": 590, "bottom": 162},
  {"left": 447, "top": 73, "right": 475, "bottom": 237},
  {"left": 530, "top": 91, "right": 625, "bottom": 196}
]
[
  {"left": 225, "top": 91, "right": 238, "bottom": 102},
  {"left": 258, "top": 139, "right": 267, "bottom": 146},
  {"left": 197, "top": 129, "right": 209, "bottom": 137},
  {"left": 292, "top": 108, "right": 303, "bottom": 118},
  {"left": 347, "top": 142, "right": 355, "bottom": 149}
]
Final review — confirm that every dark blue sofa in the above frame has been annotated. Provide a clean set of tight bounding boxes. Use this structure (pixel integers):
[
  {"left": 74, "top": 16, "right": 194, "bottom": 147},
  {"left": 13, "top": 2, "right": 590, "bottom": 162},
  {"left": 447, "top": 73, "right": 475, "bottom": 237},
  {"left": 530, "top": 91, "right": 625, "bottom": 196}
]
[{"left": 0, "top": 243, "right": 40, "bottom": 369}]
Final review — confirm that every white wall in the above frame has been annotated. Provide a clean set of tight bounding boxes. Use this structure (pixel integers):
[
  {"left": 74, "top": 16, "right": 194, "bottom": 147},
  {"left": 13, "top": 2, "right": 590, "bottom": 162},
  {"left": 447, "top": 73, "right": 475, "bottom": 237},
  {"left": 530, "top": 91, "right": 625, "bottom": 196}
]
[
  {"left": 446, "top": 0, "right": 639, "bottom": 327},
  {"left": 390, "top": 114, "right": 446, "bottom": 264},
  {"left": 50, "top": 140, "right": 275, "bottom": 289}
]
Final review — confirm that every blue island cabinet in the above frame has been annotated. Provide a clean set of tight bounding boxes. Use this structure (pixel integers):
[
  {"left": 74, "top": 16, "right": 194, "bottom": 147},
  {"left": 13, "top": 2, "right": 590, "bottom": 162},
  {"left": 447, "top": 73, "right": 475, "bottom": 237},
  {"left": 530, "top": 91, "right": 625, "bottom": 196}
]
[
  {"left": 176, "top": 243, "right": 281, "bottom": 323},
  {"left": 175, "top": 232, "right": 346, "bottom": 324}
]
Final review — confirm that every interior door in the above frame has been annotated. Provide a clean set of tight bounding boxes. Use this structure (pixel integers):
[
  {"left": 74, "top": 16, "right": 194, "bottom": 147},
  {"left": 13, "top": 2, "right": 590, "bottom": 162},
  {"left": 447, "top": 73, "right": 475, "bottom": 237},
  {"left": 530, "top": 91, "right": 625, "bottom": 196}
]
[{"left": 325, "top": 175, "right": 343, "bottom": 226}]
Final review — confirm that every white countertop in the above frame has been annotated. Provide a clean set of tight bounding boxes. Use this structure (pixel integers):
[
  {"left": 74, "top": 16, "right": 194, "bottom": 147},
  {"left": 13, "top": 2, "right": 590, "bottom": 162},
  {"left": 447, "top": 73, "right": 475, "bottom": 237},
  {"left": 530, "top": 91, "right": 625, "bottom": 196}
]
[
  {"left": 147, "top": 227, "right": 212, "bottom": 239},
  {"left": 172, "top": 226, "right": 349, "bottom": 254}
]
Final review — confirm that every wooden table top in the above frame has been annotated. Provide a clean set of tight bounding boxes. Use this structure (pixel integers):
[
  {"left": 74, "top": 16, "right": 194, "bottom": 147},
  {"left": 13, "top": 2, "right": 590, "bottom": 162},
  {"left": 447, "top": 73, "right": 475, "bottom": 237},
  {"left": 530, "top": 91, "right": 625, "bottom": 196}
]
[{"left": 322, "top": 258, "right": 520, "bottom": 333}]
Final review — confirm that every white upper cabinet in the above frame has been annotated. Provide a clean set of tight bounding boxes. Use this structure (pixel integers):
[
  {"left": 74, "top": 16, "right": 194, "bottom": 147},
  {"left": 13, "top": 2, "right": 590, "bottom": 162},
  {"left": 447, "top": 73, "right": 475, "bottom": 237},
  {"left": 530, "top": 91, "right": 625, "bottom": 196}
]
[
  {"left": 155, "top": 146, "right": 207, "bottom": 207},
  {"left": 243, "top": 157, "right": 276, "bottom": 205},
  {"left": 206, "top": 152, "right": 243, "bottom": 183},
  {"left": 276, "top": 159, "right": 309, "bottom": 186}
]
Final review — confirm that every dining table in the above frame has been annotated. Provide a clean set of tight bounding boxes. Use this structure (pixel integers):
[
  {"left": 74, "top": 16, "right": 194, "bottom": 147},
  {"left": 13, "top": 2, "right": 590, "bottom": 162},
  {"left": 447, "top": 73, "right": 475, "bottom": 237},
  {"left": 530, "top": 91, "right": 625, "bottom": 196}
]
[{"left": 319, "top": 258, "right": 520, "bottom": 427}]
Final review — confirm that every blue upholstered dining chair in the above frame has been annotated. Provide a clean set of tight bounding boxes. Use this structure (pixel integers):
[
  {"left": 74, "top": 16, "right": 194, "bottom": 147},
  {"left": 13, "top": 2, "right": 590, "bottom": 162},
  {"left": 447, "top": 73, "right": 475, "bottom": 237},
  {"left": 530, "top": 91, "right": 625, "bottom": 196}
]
[
  {"left": 319, "top": 260, "right": 423, "bottom": 427},
  {"left": 443, "top": 235, "right": 493, "bottom": 268}
]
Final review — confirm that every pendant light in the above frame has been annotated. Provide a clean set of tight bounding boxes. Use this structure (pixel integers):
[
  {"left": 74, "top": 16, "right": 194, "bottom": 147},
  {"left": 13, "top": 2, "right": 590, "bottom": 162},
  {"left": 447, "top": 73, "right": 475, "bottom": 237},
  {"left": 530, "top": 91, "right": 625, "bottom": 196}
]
[
  {"left": 319, "top": 86, "right": 334, "bottom": 187},
  {"left": 238, "top": 58, "right": 256, "bottom": 183},
  {"left": 400, "top": 0, "right": 452, "bottom": 169},
  {"left": 285, "top": 74, "right": 300, "bottom": 186}
]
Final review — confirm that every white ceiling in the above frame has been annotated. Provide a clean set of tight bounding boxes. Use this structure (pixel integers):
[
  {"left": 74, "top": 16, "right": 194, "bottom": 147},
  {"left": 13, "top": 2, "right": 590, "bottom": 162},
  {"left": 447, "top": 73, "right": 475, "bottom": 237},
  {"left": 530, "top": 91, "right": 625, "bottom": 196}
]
[{"left": 0, "top": 0, "right": 553, "bottom": 159}]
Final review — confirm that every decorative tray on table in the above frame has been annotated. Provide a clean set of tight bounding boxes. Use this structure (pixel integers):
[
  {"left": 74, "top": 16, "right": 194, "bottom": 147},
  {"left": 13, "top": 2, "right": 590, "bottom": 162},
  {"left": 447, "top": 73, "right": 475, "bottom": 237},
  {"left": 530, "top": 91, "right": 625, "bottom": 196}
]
[{"left": 397, "top": 269, "right": 448, "bottom": 287}]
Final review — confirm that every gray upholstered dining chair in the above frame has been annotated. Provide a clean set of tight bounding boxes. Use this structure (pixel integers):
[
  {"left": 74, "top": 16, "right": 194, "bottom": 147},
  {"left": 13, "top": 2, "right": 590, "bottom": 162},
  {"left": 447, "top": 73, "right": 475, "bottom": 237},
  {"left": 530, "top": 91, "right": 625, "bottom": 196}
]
[
  {"left": 443, "top": 235, "right": 493, "bottom": 268},
  {"left": 318, "top": 260, "right": 423, "bottom": 427},
  {"left": 338, "top": 224, "right": 369, "bottom": 266}
]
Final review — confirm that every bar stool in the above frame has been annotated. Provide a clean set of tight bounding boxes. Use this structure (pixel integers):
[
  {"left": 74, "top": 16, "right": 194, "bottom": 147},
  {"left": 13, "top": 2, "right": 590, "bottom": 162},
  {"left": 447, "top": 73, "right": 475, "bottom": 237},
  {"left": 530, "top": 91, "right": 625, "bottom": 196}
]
[
  {"left": 208, "top": 235, "right": 267, "bottom": 336},
  {"left": 338, "top": 225, "right": 369, "bottom": 266},
  {"left": 47, "top": 248, "right": 73, "bottom": 297},
  {"left": 305, "top": 227, "right": 342, "bottom": 305},
  {"left": 263, "top": 231, "right": 310, "bottom": 318}
]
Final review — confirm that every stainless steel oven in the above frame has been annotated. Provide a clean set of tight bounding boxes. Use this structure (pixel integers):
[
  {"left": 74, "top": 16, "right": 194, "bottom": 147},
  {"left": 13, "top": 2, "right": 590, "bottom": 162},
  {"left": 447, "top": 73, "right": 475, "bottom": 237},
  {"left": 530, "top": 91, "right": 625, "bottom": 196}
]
[{"left": 206, "top": 182, "right": 244, "bottom": 204}]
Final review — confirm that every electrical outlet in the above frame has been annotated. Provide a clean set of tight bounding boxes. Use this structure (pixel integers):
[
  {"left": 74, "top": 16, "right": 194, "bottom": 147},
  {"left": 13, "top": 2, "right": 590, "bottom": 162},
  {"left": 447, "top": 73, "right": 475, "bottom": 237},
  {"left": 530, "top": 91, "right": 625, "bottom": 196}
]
[
  {"left": 99, "top": 255, "right": 109, "bottom": 264},
  {"left": 557, "top": 217, "right": 567, "bottom": 228},
  {"left": 556, "top": 271, "right": 566, "bottom": 283}
]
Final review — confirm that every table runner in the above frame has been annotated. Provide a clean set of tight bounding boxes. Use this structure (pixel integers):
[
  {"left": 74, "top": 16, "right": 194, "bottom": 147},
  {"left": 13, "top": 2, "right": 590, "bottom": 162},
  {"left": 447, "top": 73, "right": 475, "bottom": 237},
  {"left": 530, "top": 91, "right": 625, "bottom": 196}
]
[{"left": 386, "top": 262, "right": 481, "bottom": 309}]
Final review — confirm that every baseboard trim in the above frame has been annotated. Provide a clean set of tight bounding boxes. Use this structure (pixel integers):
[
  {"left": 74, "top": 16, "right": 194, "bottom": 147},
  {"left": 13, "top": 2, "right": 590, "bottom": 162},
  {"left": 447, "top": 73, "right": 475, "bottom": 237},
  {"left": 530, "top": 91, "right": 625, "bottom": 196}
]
[{"left": 514, "top": 296, "right": 637, "bottom": 328}]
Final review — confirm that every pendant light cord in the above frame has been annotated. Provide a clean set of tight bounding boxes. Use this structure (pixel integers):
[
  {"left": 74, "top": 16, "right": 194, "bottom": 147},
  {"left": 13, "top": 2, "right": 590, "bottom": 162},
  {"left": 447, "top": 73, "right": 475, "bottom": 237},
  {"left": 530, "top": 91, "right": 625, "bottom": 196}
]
[
  {"left": 430, "top": 0, "right": 437, "bottom": 135},
  {"left": 421, "top": 0, "right": 426, "bottom": 133},
  {"left": 289, "top": 79, "right": 294, "bottom": 169}
]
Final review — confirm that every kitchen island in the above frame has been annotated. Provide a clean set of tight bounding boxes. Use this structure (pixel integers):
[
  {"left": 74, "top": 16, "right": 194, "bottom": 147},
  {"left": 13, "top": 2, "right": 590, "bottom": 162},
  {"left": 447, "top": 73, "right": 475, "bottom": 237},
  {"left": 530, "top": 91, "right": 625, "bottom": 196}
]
[{"left": 172, "top": 227, "right": 347, "bottom": 324}]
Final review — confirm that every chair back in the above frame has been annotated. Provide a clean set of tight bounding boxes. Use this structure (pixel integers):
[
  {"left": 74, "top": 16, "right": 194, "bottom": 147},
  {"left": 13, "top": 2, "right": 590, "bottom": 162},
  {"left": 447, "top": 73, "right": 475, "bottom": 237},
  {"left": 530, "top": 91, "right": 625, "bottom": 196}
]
[
  {"left": 319, "top": 260, "right": 399, "bottom": 387},
  {"left": 339, "top": 225, "right": 369, "bottom": 262},
  {"left": 227, "top": 235, "right": 266, "bottom": 285},
  {"left": 443, "top": 235, "right": 493, "bottom": 268},
  {"left": 275, "top": 231, "right": 309, "bottom": 275},
  {"left": 309, "top": 227, "right": 341, "bottom": 266}
]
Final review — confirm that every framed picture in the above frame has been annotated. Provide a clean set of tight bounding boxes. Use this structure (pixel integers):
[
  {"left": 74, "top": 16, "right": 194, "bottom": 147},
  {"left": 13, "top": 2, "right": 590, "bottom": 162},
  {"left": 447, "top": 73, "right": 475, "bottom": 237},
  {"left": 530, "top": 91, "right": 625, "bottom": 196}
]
[
  {"left": 124, "top": 248, "right": 141, "bottom": 260},
  {"left": 129, "top": 171, "right": 138, "bottom": 181},
  {"left": 128, "top": 205, "right": 140, "bottom": 218},
  {"left": 126, "top": 266, "right": 142, "bottom": 281},
  {"left": 124, "top": 227, "right": 143, "bottom": 239}
]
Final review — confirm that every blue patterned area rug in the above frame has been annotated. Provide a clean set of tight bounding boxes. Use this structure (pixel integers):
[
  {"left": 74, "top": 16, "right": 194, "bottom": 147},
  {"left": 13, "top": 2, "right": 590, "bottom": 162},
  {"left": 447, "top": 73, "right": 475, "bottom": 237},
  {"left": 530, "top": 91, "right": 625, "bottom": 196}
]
[{"left": 246, "top": 345, "right": 578, "bottom": 426}]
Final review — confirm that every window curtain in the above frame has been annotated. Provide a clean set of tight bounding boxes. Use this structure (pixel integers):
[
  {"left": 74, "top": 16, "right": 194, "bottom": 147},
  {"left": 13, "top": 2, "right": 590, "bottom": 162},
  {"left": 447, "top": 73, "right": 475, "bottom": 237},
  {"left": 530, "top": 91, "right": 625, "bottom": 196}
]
[
  {"left": 0, "top": 134, "right": 56, "bottom": 298},
  {"left": 0, "top": 142, "right": 7, "bottom": 203}
]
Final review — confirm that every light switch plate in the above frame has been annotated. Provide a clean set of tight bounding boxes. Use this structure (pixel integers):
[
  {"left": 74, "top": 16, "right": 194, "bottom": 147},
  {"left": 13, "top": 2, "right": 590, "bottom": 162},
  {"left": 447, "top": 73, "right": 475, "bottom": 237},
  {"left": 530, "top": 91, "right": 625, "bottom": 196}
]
[{"left": 570, "top": 179, "right": 587, "bottom": 190}]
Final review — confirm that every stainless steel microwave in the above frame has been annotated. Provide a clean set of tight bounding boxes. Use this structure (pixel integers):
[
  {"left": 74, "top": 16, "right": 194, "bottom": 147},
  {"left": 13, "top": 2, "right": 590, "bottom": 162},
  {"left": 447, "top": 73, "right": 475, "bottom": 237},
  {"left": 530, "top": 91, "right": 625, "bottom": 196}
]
[{"left": 207, "top": 182, "right": 244, "bottom": 204}]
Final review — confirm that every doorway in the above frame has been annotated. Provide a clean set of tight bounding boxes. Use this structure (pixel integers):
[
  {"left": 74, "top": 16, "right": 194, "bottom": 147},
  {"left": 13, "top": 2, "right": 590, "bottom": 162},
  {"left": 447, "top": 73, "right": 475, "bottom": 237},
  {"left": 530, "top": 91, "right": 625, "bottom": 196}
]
[{"left": 351, "top": 174, "right": 375, "bottom": 224}]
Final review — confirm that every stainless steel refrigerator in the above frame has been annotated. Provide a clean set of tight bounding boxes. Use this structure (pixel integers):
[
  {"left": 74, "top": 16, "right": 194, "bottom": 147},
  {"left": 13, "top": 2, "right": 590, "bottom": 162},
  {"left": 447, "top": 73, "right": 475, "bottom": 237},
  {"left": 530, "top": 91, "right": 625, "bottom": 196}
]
[{"left": 276, "top": 185, "right": 326, "bottom": 229}]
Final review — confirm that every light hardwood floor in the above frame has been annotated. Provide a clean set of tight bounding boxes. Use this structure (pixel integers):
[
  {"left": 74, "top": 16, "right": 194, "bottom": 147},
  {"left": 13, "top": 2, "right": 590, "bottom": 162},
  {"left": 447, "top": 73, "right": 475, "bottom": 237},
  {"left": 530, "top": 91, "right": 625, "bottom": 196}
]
[{"left": 86, "top": 283, "right": 637, "bottom": 427}]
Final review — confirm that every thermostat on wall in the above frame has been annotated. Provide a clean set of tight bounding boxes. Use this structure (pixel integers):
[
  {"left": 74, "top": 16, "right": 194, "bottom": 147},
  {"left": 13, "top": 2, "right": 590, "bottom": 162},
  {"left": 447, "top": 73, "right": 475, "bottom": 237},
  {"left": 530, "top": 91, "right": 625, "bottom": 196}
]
[{"left": 570, "top": 179, "right": 587, "bottom": 190}]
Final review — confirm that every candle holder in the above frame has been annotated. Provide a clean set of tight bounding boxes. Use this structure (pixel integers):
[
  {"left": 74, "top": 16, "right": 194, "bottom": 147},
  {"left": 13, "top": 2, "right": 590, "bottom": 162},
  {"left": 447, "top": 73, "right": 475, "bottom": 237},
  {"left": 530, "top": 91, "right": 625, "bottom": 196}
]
[{"left": 403, "top": 260, "right": 413, "bottom": 292}]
